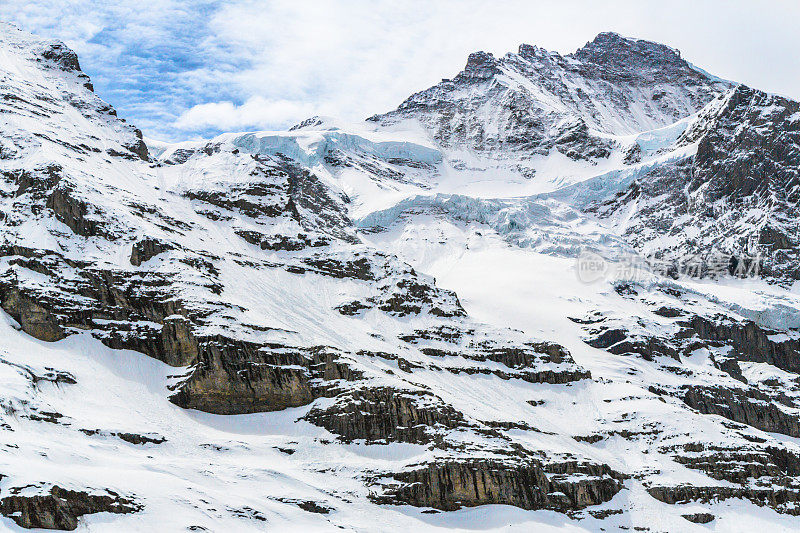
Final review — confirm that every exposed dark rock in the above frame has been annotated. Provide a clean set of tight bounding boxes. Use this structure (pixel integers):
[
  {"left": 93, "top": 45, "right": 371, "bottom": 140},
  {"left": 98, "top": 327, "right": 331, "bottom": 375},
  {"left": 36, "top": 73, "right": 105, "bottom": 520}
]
[
  {"left": 584, "top": 326, "right": 679, "bottom": 361},
  {"left": 12, "top": 164, "right": 62, "bottom": 198},
  {"left": 682, "top": 385, "right": 800, "bottom": 437},
  {"left": 226, "top": 506, "right": 267, "bottom": 522},
  {"left": 38, "top": 42, "right": 81, "bottom": 71},
  {"left": 379, "top": 459, "right": 624, "bottom": 512},
  {"left": 688, "top": 315, "right": 800, "bottom": 374},
  {"left": 667, "top": 442, "right": 800, "bottom": 491},
  {"left": 653, "top": 306, "right": 683, "bottom": 318},
  {"left": 302, "top": 255, "right": 375, "bottom": 280},
  {"left": 260, "top": 233, "right": 329, "bottom": 251},
  {"left": 125, "top": 129, "right": 149, "bottom": 161},
  {"left": 574, "top": 434, "right": 604, "bottom": 443},
  {"left": 184, "top": 187, "right": 284, "bottom": 220},
  {"left": 460, "top": 51, "right": 502, "bottom": 81},
  {"left": 79, "top": 429, "right": 166, "bottom": 445},
  {"left": 378, "top": 278, "right": 465, "bottom": 317},
  {"left": 0, "top": 359, "right": 75, "bottom": 388},
  {"left": 46, "top": 186, "right": 110, "bottom": 238},
  {"left": 25, "top": 410, "right": 65, "bottom": 424},
  {"left": 553, "top": 119, "right": 613, "bottom": 160},
  {"left": 335, "top": 300, "right": 371, "bottom": 316},
  {"left": 130, "top": 237, "right": 174, "bottom": 266},
  {"left": 0, "top": 283, "right": 65, "bottom": 341},
  {"left": 648, "top": 484, "right": 800, "bottom": 515},
  {"left": 0, "top": 486, "right": 139, "bottom": 530},
  {"left": 163, "top": 148, "right": 195, "bottom": 165},
  {"left": 623, "top": 143, "right": 642, "bottom": 164},
  {"left": 234, "top": 230, "right": 265, "bottom": 246},
  {"left": 170, "top": 342, "right": 362, "bottom": 415},
  {"left": 275, "top": 499, "right": 332, "bottom": 514},
  {"left": 304, "top": 387, "right": 466, "bottom": 444},
  {"left": 682, "top": 512, "right": 714, "bottom": 523},
  {"left": 400, "top": 325, "right": 590, "bottom": 384},
  {"left": 572, "top": 32, "right": 707, "bottom": 87},
  {"left": 114, "top": 432, "right": 166, "bottom": 445}
]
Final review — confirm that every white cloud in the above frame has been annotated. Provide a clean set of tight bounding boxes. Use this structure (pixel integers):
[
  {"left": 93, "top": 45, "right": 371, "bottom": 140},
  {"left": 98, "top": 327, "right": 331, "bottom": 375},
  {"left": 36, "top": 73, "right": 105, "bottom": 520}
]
[{"left": 174, "top": 97, "right": 316, "bottom": 131}]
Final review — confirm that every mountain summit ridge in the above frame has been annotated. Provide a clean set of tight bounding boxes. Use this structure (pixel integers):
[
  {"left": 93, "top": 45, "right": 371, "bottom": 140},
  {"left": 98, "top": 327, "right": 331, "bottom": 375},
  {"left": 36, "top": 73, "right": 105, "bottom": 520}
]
[{"left": 370, "top": 31, "right": 732, "bottom": 165}]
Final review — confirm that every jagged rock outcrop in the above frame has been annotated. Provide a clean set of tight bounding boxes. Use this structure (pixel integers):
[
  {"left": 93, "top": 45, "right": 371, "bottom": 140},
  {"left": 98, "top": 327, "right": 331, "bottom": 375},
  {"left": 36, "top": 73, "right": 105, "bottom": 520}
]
[
  {"left": 0, "top": 486, "right": 139, "bottom": 530},
  {"left": 399, "top": 325, "right": 590, "bottom": 383},
  {"left": 648, "top": 484, "right": 800, "bottom": 515},
  {"left": 682, "top": 512, "right": 715, "bottom": 524},
  {"left": 591, "top": 84, "right": 800, "bottom": 282},
  {"left": 666, "top": 442, "right": 800, "bottom": 484},
  {"left": 683, "top": 385, "right": 800, "bottom": 437},
  {"left": 170, "top": 342, "right": 362, "bottom": 415},
  {"left": 130, "top": 237, "right": 174, "bottom": 266},
  {"left": 0, "top": 283, "right": 66, "bottom": 341},
  {"left": 381, "top": 459, "right": 624, "bottom": 512},
  {"left": 305, "top": 386, "right": 467, "bottom": 444},
  {"left": 688, "top": 314, "right": 800, "bottom": 373}
]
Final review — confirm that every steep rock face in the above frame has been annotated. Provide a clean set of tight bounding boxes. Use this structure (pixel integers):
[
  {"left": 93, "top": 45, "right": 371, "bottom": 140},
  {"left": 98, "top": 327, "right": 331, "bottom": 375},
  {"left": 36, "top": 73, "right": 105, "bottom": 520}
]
[
  {"left": 592, "top": 85, "right": 800, "bottom": 281},
  {"left": 648, "top": 484, "right": 800, "bottom": 516},
  {"left": 304, "top": 386, "right": 467, "bottom": 444},
  {"left": 683, "top": 385, "right": 800, "bottom": 437},
  {"left": 0, "top": 281, "right": 66, "bottom": 342},
  {"left": 381, "top": 459, "right": 624, "bottom": 512},
  {"left": 688, "top": 314, "right": 800, "bottom": 374},
  {"left": 130, "top": 237, "right": 174, "bottom": 266},
  {"left": 0, "top": 486, "right": 139, "bottom": 530},
  {"left": 571, "top": 32, "right": 707, "bottom": 87},
  {"left": 690, "top": 87, "right": 800, "bottom": 199},
  {"left": 170, "top": 342, "right": 363, "bottom": 415}
]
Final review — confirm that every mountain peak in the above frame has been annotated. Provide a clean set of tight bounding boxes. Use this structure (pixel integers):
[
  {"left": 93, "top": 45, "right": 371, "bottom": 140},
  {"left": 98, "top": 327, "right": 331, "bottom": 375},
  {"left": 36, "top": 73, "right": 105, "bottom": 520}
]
[
  {"left": 517, "top": 43, "right": 552, "bottom": 61},
  {"left": 0, "top": 21, "right": 82, "bottom": 72},
  {"left": 459, "top": 50, "right": 501, "bottom": 80},
  {"left": 580, "top": 31, "right": 679, "bottom": 54},
  {"left": 571, "top": 32, "right": 687, "bottom": 71},
  {"left": 375, "top": 30, "right": 728, "bottom": 141}
]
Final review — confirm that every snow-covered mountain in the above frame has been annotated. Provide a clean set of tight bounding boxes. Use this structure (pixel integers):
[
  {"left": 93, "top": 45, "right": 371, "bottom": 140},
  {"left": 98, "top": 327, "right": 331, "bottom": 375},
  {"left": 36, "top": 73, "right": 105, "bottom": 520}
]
[
  {"left": 2, "top": 21, "right": 800, "bottom": 532},
  {"left": 370, "top": 32, "right": 730, "bottom": 173}
]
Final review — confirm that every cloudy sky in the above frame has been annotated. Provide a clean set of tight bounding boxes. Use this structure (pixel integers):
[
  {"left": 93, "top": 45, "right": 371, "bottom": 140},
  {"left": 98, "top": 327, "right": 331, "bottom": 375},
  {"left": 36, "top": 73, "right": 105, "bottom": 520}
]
[{"left": 3, "top": 0, "right": 798, "bottom": 141}]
